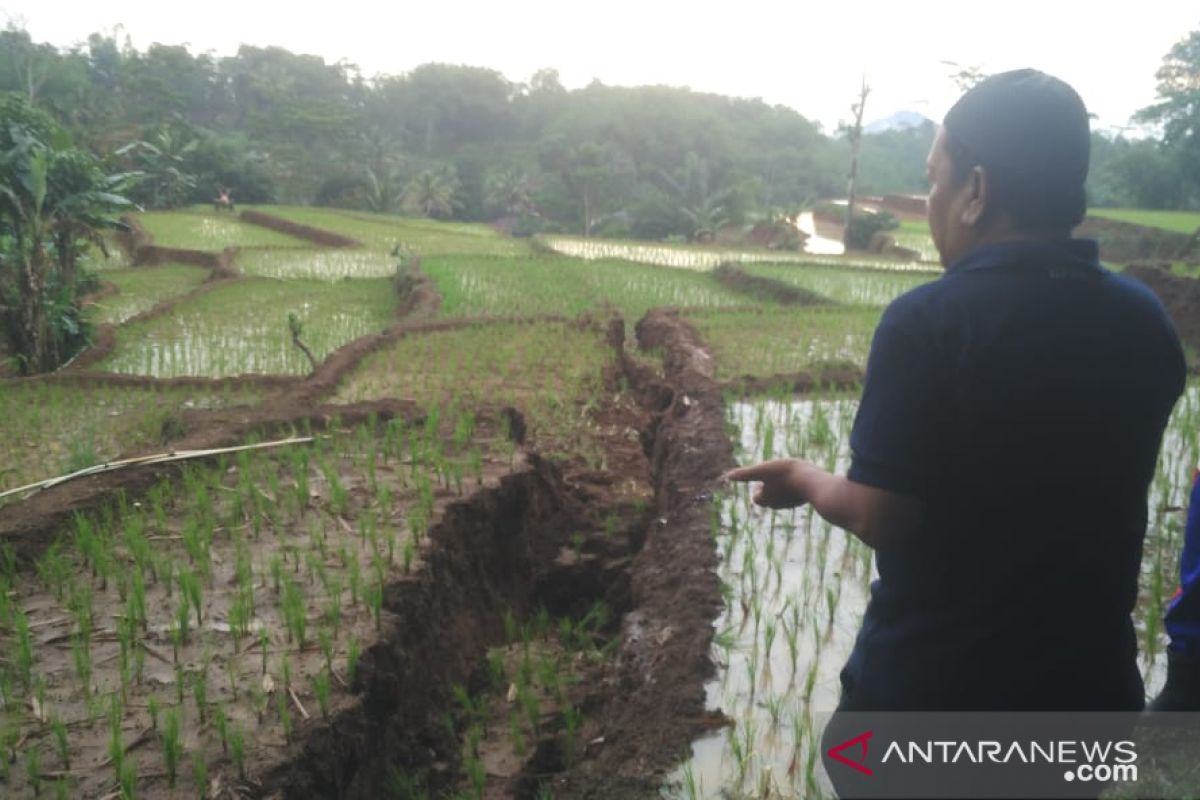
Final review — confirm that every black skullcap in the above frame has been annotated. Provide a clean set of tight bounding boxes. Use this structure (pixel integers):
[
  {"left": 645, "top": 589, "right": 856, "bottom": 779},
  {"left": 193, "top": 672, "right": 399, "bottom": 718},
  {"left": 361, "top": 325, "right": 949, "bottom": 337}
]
[{"left": 942, "top": 69, "right": 1090, "bottom": 230}]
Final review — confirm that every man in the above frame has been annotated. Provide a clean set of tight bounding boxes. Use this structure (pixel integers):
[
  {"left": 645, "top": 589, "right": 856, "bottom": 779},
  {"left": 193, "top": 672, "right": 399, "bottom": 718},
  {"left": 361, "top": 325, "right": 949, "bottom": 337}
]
[
  {"left": 729, "top": 69, "right": 1186, "bottom": 710},
  {"left": 1150, "top": 458, "right": 1200, "bottom": 710}
]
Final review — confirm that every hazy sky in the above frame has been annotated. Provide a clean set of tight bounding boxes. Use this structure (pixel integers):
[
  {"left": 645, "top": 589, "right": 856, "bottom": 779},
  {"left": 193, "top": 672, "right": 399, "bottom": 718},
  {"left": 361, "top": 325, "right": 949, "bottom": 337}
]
[{"left": 3, "top": 1, "right": 1196, "bottom": 134}]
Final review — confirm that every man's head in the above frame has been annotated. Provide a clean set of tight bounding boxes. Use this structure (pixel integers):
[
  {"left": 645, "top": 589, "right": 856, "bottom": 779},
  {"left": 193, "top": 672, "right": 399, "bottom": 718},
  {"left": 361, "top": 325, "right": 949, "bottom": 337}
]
[{"left": 926, "top": 69, "right": 1091, "bottom": 267}]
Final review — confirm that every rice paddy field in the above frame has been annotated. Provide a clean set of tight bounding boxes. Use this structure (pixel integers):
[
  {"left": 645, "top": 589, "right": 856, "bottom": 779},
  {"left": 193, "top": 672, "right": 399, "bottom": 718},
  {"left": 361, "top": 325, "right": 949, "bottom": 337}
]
[
  {"left": 738, "top": 262, "right": 934, "bottom": 307},
  {"left": 0, "top": 382, "right": 260, "bottom": 494},
  {"left": 98, "top": 278, "right": 395, "bottom": 378},
  {"left": 425, "top": 254, "right": 752, "bottom": 320},
  {"left": 2, "top": 204, "right": 1198, "bottom": 800},
  {"left": 687, "top": 306, "right": 882, "bottom": 379},
  {"left": 89, "top": 266, "right": 211, "bottom": 325},
  {"left": 665, "top": 380, "right": 1200, "bottom": 800},
  {"left": 137, "top": 210, "right": 312, "bottom": 250}
]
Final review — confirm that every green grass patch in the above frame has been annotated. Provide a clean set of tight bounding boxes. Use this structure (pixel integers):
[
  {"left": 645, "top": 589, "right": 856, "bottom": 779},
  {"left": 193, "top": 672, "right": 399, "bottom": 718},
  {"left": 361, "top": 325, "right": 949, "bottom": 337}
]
[
  {"left": 687, "top": 305, "right": 882, "bottom": 379},
  {"left": 0, "top": 382, "right": 259, "bottom": 492},
  {"left": 251, "top": 206, "right": 529, "bottom": 256},
  {"left": 98, "top": 278, "right": 395, "bottom": 378},
  {"left": 740, "top": 262, "right": 936, "bottom": 306},
  {"left": 138, "top": 210, "right": 312, "bottom": 250},
  {"left": 89, "top": 266, "right": 210, "bottom": 325},
  {"left": 1170, "top": 261, "right": 1200, "bottom": 279},
  {"left": 1089, "top": 208, "right": 1200, "bottom": 235},
  {"left": 236, "top": 248, "right": 399, "bottom": 280},
  {"left": 425, "top": 254, "right": 754, "bottom": 321},
  {"left": 334, "top": 320, "right": 609, "bottom": 461}
]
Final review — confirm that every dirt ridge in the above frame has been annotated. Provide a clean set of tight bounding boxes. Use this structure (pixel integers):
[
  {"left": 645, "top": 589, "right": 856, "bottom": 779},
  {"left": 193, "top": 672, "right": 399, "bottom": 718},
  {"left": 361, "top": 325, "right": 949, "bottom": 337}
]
[
  {"left": 239, "top": 209, "right": 362, "bottom": 248},
  {"left": 713, "top": 262, "right": 832, "bottom": 306},
  {"left": 550, "top": 309, "right": 731, "bottom": 798}
]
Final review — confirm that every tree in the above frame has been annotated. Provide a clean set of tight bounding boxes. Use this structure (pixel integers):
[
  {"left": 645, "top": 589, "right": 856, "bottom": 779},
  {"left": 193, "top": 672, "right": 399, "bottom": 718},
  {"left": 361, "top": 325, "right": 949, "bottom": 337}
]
[
  {"left": 484, "top": 169, "right": 538, "bottom": 218},
  {"left": 402, "top": 168, "right": 461, "bottom": 218},
  {"left": 841, "top": 76, "right": 870, "bottom": 246},
  {"left": 116, "top": 125, "right": 197, "bottom": 209},
  {"left": 0, "top": 94, "right": 135, "bottom": 373},
  {"left": 1135, "top": 27, "right": 1200, "bottom": 208}
]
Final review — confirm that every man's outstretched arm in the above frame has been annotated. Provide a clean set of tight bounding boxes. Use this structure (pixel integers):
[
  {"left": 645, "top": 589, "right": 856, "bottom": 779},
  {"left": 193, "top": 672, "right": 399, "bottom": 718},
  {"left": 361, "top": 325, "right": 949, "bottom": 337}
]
[{"left": 725, "top": 458, "right": 922, "bottom": 549}]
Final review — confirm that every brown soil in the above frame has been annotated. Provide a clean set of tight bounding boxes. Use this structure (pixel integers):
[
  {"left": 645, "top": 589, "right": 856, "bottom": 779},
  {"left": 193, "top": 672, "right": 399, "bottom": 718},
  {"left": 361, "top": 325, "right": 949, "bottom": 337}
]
[
  {"left": 719, "top": 363, "right": 864, "bottom": 395},
  {"left": 239, "top": 210, "right": 361, "bottom": 248},
  {"left": 1123, "top": 264, "right": 1200, "bottom": 365},
  {"left": 714, "top": 262, "right": 832, "bottom": 306},
  {"left": 1078, "top": 216, "right": 1195, "bottom": 263},
  {"left": 536, "top": 310, "right": 730, "bottom": 799}
]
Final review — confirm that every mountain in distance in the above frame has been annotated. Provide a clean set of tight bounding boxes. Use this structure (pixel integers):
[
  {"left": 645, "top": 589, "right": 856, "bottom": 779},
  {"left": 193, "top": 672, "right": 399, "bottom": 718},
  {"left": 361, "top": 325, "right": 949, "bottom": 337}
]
[{"left": 864, "top": 110, "right": 934, "bottom": 134}]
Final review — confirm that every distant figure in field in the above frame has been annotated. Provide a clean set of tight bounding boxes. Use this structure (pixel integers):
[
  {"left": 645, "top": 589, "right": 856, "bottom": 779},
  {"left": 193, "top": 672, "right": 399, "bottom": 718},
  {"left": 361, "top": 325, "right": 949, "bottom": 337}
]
[
  {"left": 729, "top": 69, "right": 1187, "bottom": 714},
  {"left": 214, "top": 188, "right": 235, "bottom": 213}
]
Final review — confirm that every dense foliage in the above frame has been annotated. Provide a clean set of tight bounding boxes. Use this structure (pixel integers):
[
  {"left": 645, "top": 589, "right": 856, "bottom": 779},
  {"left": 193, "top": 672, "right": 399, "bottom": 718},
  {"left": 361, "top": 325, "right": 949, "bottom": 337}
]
[
  {"left": 0, "top": 26, "right": 937, "bottom": 238},
  {"left": 0, "top": 93, "right": 133, "bottom": 373},
  {"left": 1, "top": 22, "right": 1197, "bottom": 239}
]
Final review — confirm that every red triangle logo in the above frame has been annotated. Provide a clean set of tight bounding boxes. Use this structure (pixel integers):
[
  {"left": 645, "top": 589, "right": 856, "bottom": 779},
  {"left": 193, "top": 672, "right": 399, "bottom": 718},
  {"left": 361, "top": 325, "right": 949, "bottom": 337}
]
[{"left": 827, "top": 730, "right": 874, "bottom": 776}]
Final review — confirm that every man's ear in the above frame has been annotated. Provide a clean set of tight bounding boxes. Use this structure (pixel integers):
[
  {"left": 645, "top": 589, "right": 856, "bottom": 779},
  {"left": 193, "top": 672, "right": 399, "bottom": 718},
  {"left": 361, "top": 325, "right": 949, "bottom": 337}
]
[{"left": 961, "top": 165, "right": 989, "bottom": 226}]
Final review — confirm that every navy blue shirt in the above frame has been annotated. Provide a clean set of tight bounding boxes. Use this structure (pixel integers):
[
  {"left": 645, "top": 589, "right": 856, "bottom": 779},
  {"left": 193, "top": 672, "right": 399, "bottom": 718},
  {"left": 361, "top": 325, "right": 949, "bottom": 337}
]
[{"left": 840, "top": 239, "right": 1186, "bottom": 711}]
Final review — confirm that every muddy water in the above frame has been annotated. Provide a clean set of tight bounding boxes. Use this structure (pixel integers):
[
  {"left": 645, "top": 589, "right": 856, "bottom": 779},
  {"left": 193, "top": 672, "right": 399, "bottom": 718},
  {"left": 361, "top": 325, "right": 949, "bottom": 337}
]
[
  {"left": 796, "top": 212, "right": 845, "bottom": 256},
  {"left": 669, "top": 383, "right": 1200, "bottom": 798}
]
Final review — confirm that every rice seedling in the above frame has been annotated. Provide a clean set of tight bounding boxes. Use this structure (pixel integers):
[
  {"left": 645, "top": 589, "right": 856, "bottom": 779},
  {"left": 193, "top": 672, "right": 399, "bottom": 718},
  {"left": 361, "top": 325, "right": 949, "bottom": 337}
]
[
  {"left": 229, "top": 725, "right": 247, "bottom": 779},
  {"left": 164, "top": 705, "right": 182, "bottom": 786},
  {"left": 191, "top": 751, "right": 208, "bottom": 798},
  {"left": 25, "top": 744, "right": 42, "bottom": 796}
]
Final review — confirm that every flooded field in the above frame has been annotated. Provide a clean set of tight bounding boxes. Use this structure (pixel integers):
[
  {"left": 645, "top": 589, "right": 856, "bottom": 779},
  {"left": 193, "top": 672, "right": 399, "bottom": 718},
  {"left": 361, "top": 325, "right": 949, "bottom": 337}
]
[
  {"left": 667, "top": 381, "right": 1200, "bottom": 799},
  {"left": 98, "top": 279, "right": 395, "bottom": 378}
]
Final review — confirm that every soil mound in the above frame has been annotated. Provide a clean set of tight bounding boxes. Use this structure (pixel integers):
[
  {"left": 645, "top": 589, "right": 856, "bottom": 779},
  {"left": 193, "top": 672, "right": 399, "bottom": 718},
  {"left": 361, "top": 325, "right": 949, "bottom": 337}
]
[{"left": 1124, "top": 264, "right": 1200, "bottom": 364}]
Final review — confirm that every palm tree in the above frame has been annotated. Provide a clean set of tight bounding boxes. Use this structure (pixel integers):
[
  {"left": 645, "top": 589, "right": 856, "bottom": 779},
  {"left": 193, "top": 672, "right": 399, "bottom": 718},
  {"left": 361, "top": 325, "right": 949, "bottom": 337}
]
[
  {"left": 402, "top": 169, "right": 461, "bottom": 219},
  {"left": 363, "top": 167, "right": 406, "bottom": 214},
  {"left": 116, "top": 125, "right": 198, "bottom": 209},
  {"left": 484, "top": 169, "right": 537, "bottom": 218}
]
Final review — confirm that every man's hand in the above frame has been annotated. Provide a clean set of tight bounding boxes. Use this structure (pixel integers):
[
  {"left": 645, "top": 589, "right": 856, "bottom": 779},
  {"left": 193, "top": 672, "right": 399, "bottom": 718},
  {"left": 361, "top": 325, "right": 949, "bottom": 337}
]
[
  {"left": 723, "top": 458, "right": 923, "bottom": 549},
  {"left": 724, "top": 458, "right": 817, "bottom": 509}
]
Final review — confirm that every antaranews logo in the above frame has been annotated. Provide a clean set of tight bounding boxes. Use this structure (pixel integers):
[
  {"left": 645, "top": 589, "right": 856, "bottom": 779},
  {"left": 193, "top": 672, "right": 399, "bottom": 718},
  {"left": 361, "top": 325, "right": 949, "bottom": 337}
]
[
  {"left": 826, "top": 729, "right": 1137, "bottom": 784},
  {"left": 827, "top": 730, "right": 875, "bottom": 776}
]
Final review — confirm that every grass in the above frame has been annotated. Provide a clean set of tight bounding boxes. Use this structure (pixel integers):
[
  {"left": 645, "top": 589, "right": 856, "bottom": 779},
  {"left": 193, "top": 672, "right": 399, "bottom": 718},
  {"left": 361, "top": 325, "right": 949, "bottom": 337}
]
[
  {"left": 1089, "top": 208, "right": 1200, "bottom": 235},
  {"left": 739, "top": 262, "right": 936, "bottom": 306},
  {"left": 138, "top": 209, "right": 312, "bottom": 249},
  {"left": 88, "top": 265, "right": 211, "bottom": 325},
  {"left": 98, "top": 278, "right": 396, "bottom": 378},
  {"left": 0, "top": 382, "right": 258, "bottom": 493},
  {"left": 425, "top": 254, "right": 754, "bottom": 321},
  {"left": 686, "top": 306, "right": 882, "bottom": 379},
  {"left": 250, "top": 206, "right": 530, "bottom": 256},
  {"left": 334, "top": 319, "right": 610, "bottom": 460}
]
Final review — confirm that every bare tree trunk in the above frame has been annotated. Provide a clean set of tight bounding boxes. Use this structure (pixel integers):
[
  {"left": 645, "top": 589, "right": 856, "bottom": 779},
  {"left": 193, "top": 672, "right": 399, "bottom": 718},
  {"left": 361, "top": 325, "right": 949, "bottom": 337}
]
[{"left": 843, "top": 76, "right": 871, "bottom": 248}]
